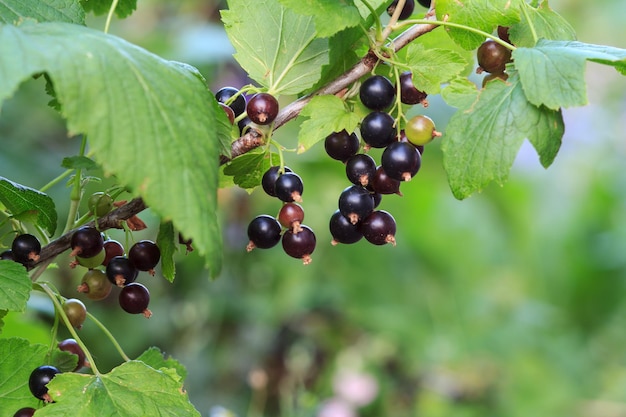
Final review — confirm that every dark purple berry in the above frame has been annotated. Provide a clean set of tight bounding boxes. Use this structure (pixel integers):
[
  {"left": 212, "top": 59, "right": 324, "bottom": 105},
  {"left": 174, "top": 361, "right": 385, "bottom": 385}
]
[
  {"left": 360, "top": 210, "right": 397, "bottom": 246},
  {"left": 247, "top": 93, "right": 279, "bottom": 125},
  {"left": 387, "top": 0, "right": 415, "bottom": 20},
  {"left": 70, "top": 226, "right": 104, "bottom": 258},
  {"left": 12, "top": 233, "right": 41, "bottom": 264},
  {"left": 477, "top": 40, "right": 512, "bottom": 74},
  {"left": 106, "top": 256, "right": 138, "bottom": 287},
  {"left": 345, "top": 153, "right": 377, "bottom": 187},
  {"left": 275, "top": 172, "right": 304, "bottom": 203},
  {"left": 102, "top": 240, "right": 125, "bottom": 266},
  {"left": 215, "top": 86, "right": 247, "bottom": 116},
  {"left": 0, "top": 249, "right": 15, "bottom": 261},
  {"left": 238, "top": 115, "right": 253, "bottom": 135},
  {"left": 324, "top": 130, "right": 360, "bottom": 162},
  {"left": 282, "top": 225, "right": 316, "bottom": 264},
  {"left": 417, "top": 0, "right": 430, "bottom": 8},
  {"left": 219, "top": 102, "right": 235, "bottom": 124},
  {"left": 29, "top": 365, "right": 59, "bottom": 401},
  {"left": 399, "top": 71, "right": 428, "bottom": 105},
  {"left": 129, "top": 240, "right": 161, "bottom": 274},
  {"left": 278, "top": 203, "right": 305, "bottom": 233},
  {"left": 247, "top": 215, "right": 282, "bottom": 251},
  {"left": 119, "top": 282, "right": 152, "bottom": 318},
  {"left": 261, "top": 166, "right": 292, "bottom": 197},
  {"left": 13, "top": 407, "right": 36, "bottom": 417},
  {"left": 359, "top": 75, "right": 395, "bottom": 111},
  {"left": 360, "top": 111, "right": 397, "bottom": 148},
  {"left": 58, "top": 338, "right": 87, "bottom": 372},
  {"left": 371, "top": 166, "right": 402, "bottom": 195},
  {"left": 371, "top": 191, "right": 383, "bottom": 209},
  {"left": 338, "top": 185, "right": 375, "bottom": 225},
  {"left": 329, "top": 210, "right": 363, "bottom": 245},
  {"left": 381, "top": 141, "right": 421, "bottom": 181}
]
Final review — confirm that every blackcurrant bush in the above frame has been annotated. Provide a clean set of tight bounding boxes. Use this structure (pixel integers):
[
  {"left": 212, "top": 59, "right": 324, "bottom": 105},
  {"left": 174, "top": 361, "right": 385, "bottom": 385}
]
[
  {"left": 275, "top": 172, "right": 304, "bottom": 203},
  {"left": 387, "top": 0, "right": 415, "bottom": 20},
  {"left": 381, "top": 141, "right": 421, "bottom": 181},
  {"left": 215, "top": 86, "right": 247, "bottom": 116},
  {"left": 87, "top": 192, "right": 113, "bottom": 217},
  {"left": 77, "top": 269, "right": 112, "bottom": 301},
  {"left": 102, "top": 239, "right": 125, "bottom": 266},
  {"left": 476, "top": 39, "right": 512, "bottom": 74},
  {"left": 11, "top": 233, "right": 41, "bottom": 264},
  {"left": 13, "top": 407, "right": 36, "bottom": 417},
  {"left": 246, "top": 92, "right": 279, "bottom": 125},
  {"left": 371, "top": 166, "right": 402, "bottom": 195},
  {"left": 0, "top": 249, "right": 15, "bottom": 261},
  {"left": 282, "top": 225, "right": 316, "bottom": 265},
  {"left": 360, "top": 111, "right": 397, "bottom": 148},
  {"left": 359, "top": 75, "right": 395, "bottom": 111},
  {"left": 246, "top": 215, "right": 282, "bottom": 251},
  {"left": 338, "top": 185, "right": 375, "bottom": 225},
  {"left": 70, "top": 226, "right": 104, "bottom": 258},
  {"left": 29, "top": 365, "right": 59, "bottom": 401},
  {"left": 278, "top": 203, "right": 305, "bottom": 233},
  {"left": 417, "top": 0, "right": 430, "bottom": 7},
  {"left": 360, "top": 210, "right": 397, "bottom": 246},
  {"left": 58, "top": 338, "right": 87, "bottom": 372},
  {"left": 261, "top": 166, "right": 292, "bottom": 197},
  {"left": 324, "top": 130, "right": 360, "bottom": 162},
  {"left": 119, "top": 282, "right": 152, "bottom": 318},
  {"left": 345, "top": 153, "right": 377, "bottom": 187},
  {"left": 405, "top": 115, "right": 439, "bottom": 146},
  {"left": 399, "top": 71, "right": 428, "bottom": 105},
  {"left": 63, "top": 298, "right": 87, "bottom": 329},
  {"left": 129, "top": 240, "right": 161, "bottom": 274},
  {"left": 329, "top": 210, "right": 363, "bottom": 245},
  {"left": 106, "top": 256, "right": 138, "bottom": 287}
]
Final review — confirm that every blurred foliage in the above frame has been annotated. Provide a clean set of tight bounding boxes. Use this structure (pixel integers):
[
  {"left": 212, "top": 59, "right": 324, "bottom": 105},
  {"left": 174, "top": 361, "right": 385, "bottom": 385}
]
[{"left": 2, "top": 0, "right": 626, "bottom": 416}]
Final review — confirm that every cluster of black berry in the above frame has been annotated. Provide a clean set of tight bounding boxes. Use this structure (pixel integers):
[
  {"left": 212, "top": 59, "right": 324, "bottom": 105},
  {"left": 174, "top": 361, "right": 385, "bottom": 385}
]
[{"left": 246, "top": 166, "right": 316, "bottom": 264}]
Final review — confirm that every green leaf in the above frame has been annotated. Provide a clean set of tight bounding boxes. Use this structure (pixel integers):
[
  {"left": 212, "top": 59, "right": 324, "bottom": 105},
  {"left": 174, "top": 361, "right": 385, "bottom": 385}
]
[
  {"left": 221, "top": 0, "right": 329, "bottom": 95},
  {"left": 0, "top": 260, "right": 31, "bottom": 312},
  {"left": 136, "top": 347, "right": 188, "bottom": 381},
  {"left": 61, "top": 155, "right": 99, "bottom": 170},
  {"left": 0, "top": 177, "right": 57, "bottom": 236},
  {"left": 441, "top": 77, "right": 479, "bottom": 109},
  {"left": 401, "top": 44, "right": 468, "bottom": 94},
  {"left": 51, "top": 349, "right": 81, "bottom": 373},
  {"left": 156, "top": 222, "right": 176, "bottom": 282},
  {"left": 0, "top": 22, "right": 230, "bottom": 277},
  {"left": 509, "top": 0, "right": 576, "bottom": 47},
  {"left": 296, "top": 95, "right": 361, "bottom": 153},
  {"left": 278, "top": 0, "right": 362, "bottom": 38},
  {"left": 513, "top": 39, "right": 626, "bottom": 110},
  {"left": 0, "top": 0, "right": 85, "bottom": 25},
  {"left": 442, "top": 72, "right": 564, "bottom": 199},
  {"left": 80, "top": 0, "right": 136, "bottom": 18},
  {"left": 36, "top": 360, "right": 201, "bottom": 417},
  {"left": 0, "top": 310, "right": 6, "bottom": 332},
  {"left": 436, "top": 0, "right": 520, "bottom": 50},
  {"left": 0, "top": 338, "right": 47, "bottom": 411},
  {"left": 223, "top": 152, "right": 280, "bottom": 190}
]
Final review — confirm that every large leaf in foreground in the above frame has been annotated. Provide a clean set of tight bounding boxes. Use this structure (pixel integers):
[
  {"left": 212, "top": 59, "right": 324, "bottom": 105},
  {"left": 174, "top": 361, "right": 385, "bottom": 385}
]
[
  {"left": 0, "top": 260, "right": 32, "bottom": 313},
  {"left": 509, "top": 0, "right": 576, "bottom": 47},
  {"left": 0, "top": 338, "right": 46, "bottom": 412},
  {"left": 0, "top": 0, "right": 84, "bottom": 24},
  {"left": 442, "top": 72, "right": 564, "bottom": 199},
  {"left": 222, "top": 0, "right": 329, "bottom": 95},
  {"left": 0, "top": 22, "right": 229, "bottom": 277}
]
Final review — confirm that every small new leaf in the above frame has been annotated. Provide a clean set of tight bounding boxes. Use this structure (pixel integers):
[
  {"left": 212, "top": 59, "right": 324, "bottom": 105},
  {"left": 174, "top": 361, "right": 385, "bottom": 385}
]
[
  {"left": 223, "top": 152, "right": 280, "bottom": 190},
  {"left": 0, "top": 0, "right": 85, "bottom": 25},
  {"left": 62, "top": 155, "right": 99, "bottom": 170},
  {"left": 137, "top": 347, "right": 188, "bottom": 381},
  {"left": 0, "top": 177, "right": 57, "bottom": 236}
]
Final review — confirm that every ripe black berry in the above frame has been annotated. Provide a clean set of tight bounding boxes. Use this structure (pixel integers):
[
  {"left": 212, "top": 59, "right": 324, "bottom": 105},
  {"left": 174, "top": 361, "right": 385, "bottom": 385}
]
[
  {"left": 219, "top": 103, "right": 235, "bottom": 124},
  {"left": 261, "top": 166, "right": 292, "bottom": 197},
  {"left": 102, "top": 239, "right": 125, "bottom": 266},
  {"left": 77, "top": 269, "right": 112, "bottom": 301},
  {"left": 12, "top": 233, "right": 41, "bottom": 264},
  {"left": 119, "top": 282, "right": 152, "bottom": 318},
  {"left": 238, "top": 115, "right": 253, "bottom": 135},
  {"left": 278, "top": 203, "right": 305, "bottom": 233},
  {"left": 129, "top": 240, "right": 161, "bottom": 274},
  {"left": 417, "top": 0, "right": 430, "bottom": 7},
  {"left": 63, "top": 298, "right": 86, "bottom": 329},
  {"left": 360, "top": 210, "right": 397, "bottom": 246},
  {"left": 387, "top": 0, "right": 415, "bottom": 20},
  {"left": 338, "top": 185, "right": 375, "bottom": 225},
  {"left": 58, "top": 338, "right": 87, "bottom": 372},
  {"left": 70, "top": 226, "right": 104, "bottom": 258},
  {"left": 498, "top": 26, "right": 511, "bottom": 44},
  {"left": 29, "top": 365, "right": 59, "bottom": 401},
  {"left": 371, "top": 166, "right": 402, "bottom": 195},
  {"left": 360, "top": 111, "right": 397, "bottom": 148},
  {"left": 359, "top": 75, "right": 395, "bottom": 111},
  {"left": 476, "top": 39, "right": 512, "bottom": 74},
  {"left": 13, "top": 408, "right": 36, "bottom": 417},
  {"left": 215, "top": 86, "right": 247, "bottom": 116},
  {"left": 0, "top": 250, "right": 15, "bottom": 261},
  {"left": 247, "top": 215, "right": 282, "bottom": 251},
  {"left": 282, "top": 225, "right": 316, "bottom": 264},
  {"left": 246, "top": 93, "right": 279, "bottom": 125},
  {"left": 381, "top": 141, "right": 421, "bottom": 181},
  {"left": 399, "top": 71, "right": 428, "bottom": 105},
  {"left": 106, "top": 256, "right": 138, "bottom": 287},
  {"left": 345, "top": 153, "right": 377, "bottom": 187},
  {"left": 324, "top": 130, "right": 360, "bottom": 162},
  {"left": 275, "top": 172, "right": 304, "bottom": 203},
  {"left": 329, "top": 210, "right": 363, "bottom": 245}
]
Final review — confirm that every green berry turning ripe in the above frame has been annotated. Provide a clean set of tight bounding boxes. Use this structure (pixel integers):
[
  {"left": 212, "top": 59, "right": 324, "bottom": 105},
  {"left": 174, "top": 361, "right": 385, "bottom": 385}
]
[
  {"left": 87, "top": 192, "right": 113, "bottom": 217},
  {"left": 404, "top": 115, "right": 439, "bottom": 146}
]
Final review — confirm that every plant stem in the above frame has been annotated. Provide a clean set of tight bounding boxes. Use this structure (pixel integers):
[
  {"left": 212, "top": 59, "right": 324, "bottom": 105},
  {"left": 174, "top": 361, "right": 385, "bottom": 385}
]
[
  {"left": 63, "top": 136, "right": 88, "bottom": 234},
  {"left": 358, "top": 0, "right": 383, "bottom": 42},
  {"left": 104, "top": 0, "right": 120, "bottom": 34},
  {"left": 380, "top": 0, "right": 407, "bottom": 43},
  {"left": 86, "top": 310, "right": 131, "bottom": 362},
  {"left": 40, "top": 169, "right": 73, "bottom": 193}
]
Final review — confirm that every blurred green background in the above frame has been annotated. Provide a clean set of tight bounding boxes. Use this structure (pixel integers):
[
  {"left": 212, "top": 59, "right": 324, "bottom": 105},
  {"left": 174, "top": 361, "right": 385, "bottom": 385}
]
[{"left": 2, "top": 1, "right": 626, "bottom": 416}]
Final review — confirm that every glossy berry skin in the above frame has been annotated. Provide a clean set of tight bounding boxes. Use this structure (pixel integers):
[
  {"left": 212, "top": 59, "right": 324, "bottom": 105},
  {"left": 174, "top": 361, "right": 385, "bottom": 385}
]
[
  {"left": 360, "top": 111, "right": 397, "bottom": 148},
  {"left": 371, "top": 166, "right": 402, "bottom": 195},
  {"left": 129, "top": 240, "right": 161, "bottom": 272},
  {"left": 247, "top": 215, "right": 282, "bottom": 251},
  {"left": 329, "top": 210, "right": 363, "bottom": 245},
  {"left": 405, "top": 115, "right": 437, "bottom": 146},
  {"left": 381, "top": 141, "right": 421, "bottom": 181},
  {"left": 219, "top": 103, "right": 235, "bottom": 124},
  {"left": 246, "top": 93, "right": 279, "bottom": 125},
  {"left": 417, "top": 0, "right": 430, "bottom": 7},
  {"left": 278, "top": 203, "right": 305, "bottom": 232},
  {"left": 29, "top": 365, "right": 59, "bottom": 401},
  {"left": 70, "top": 226, "right": 104, "bottom": 258},
  {"left": 13, "top": 408, "right": 36, "bottom": 417},
  {"left": 63, "top": 298, "right": 87, "bottom": 329},
  {"left": 399, "top": 71, "right": 427, "bottom": 105},
  {"left": 12, "top": 233, "right": 41, "bottom": 264},
  {"left": 0, "top": 250, "right": 15, "bottom": 261},
  {"left": 119, "top": 282, "right": 151, "bottom": 317},
  {"left": 261, "top": 166, "right": 292, "bottom": 197},
  {"left": 387, "top": 0, "right": 415, "bottom": 20},
  {"left": 282, "top": 225, "right": 316, "bottom": 264},
  {"left": 359, "top": 75, "right": 395, "bottom": 111},
  {"left": 477, "top": 40, "right": 512, "bottom": 74},
  {"left": 324, "top": 130, "right": 360, "bottom": 162},
  {"left": 103, "top": 240, "right": 125, "bottom": 266},
  {"left": 275, "top": 172, "right": 304, "bottom": 203},
  {"left": 338, "top": 185, "right": 375, "bottom": 225},
  {"left": 360, "top": 210, "right": 397, "bottom": 246},
  {"left": 345, "top": 154, "right": 377, "bottom": 187},
  {"left": 215, "top": 86, "right": 247, "bottom": 116},
  {"left": 238, "top": 115, "right": 253, "bottom": 135},
  {"left": 58, "top": 338, "right": 87, "bottom": 372},
  {"left": 77, "top": 269, "right": 112, "bottom": 301},
  {"left": 87, "top": 192, "right": 113, "bottom": 217},
  {"left": 106, "top": 256, "right": 138, "bottom": 287}
]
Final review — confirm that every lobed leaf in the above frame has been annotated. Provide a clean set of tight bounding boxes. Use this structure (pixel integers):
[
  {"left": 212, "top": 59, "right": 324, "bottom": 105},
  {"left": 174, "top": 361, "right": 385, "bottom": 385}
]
[
  {"left": 0, "top": 0, "right": 84, "bottom": 25},
  {"left": 0, "top": 338, "right": 46, "bottom": 412},
  {"left": 441, "top": 77, "right": 479, "bottom": 109},
  {"left": 61, "top": 155, "right": 99, "bottom": 171},
  {"left": 136, "top": 347, "right": 188, "bottom": 381},
  {"left": 401, "top": 44, "right": 468, "bottom": 94},
  {"left": 278, "top": 0, "right": 362, "bottom": 38},
  {"left": 0, "top": 261, "right": 31, "bottom": 313},
  {"left": 509, "top": 0, "right": 576, "bottom": 47},
  {"left": 80, "top": 0, "right": 136, "bottom": 18},
  {"left": 223, "top": 152, "right": 280, "bottom": 190},
  {"left": 0, "top": 177, "right": 57, "bottom": 236},
  {"left": 442, "top": 72, "right": 564, "bottom": 199}
]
